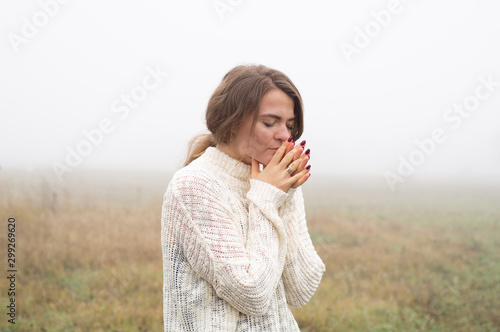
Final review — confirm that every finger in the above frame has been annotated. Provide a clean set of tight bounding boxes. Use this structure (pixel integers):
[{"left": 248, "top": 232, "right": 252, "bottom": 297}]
[
  {"left": 293, "top": 146, "right": 303, "bottom": 160},
  {"left": 304, "top": 148, "right": 311, "bottom": 159},
  {"left": 286, "top": 156, "right": 305, "bottom": 174},
  {"left": 280, "top": 147, "right": 298, "bottom": 168},
  {"left": 291, "top": 169, "right": 311, "bottom": 188},
  {"left": 295, "top": 155, "right": 309, "bottom": 173},
  {"left": 251, "top": 158, "right": 260, "bottom": 179},
  {"left": 285, "top": 141, "right": 294, "bottom": 155},
  {"left": 269, "top": 140, "right": 289, "bottom": 166}
]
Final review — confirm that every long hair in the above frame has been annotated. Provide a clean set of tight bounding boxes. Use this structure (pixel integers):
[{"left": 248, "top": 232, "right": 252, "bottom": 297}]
[{"left": 184, "top": 64, "right": 304, "bottom": 166}]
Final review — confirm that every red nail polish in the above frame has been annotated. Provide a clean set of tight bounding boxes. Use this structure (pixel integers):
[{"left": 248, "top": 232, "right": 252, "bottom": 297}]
[
  {"left": 306, "top": 165, "right": 311, "bottom": 170},
  {"left": 287, "top": 136, "right": 293, "bottom": 142},
  {"left": 300, "top": 140, "right": 306, "bottom": 146},
  {"left": 305, "top": 149, "right": 310, "bottom": 155}
]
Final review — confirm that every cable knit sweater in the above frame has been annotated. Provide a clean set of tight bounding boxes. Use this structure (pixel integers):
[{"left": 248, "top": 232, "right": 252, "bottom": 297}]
[{"left": 161, "top": 147, "right": 325, "bottom": 331}]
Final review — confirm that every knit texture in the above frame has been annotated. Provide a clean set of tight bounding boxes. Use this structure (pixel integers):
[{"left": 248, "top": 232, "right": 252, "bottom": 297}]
[{"left": 161, "top": 147, "right": 325, "bottom": 331}]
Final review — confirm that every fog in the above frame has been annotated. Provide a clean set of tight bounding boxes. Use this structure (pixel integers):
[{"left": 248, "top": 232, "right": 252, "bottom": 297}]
[{"left": 1, "top": 0, "right": 499, "bottom": 192}]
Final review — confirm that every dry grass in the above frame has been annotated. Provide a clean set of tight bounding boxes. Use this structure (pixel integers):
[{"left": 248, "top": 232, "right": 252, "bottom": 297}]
[
  {"left": 1, "top": 170, "right": 499, "bottom": 331},
  {"left": 292, "top": 180, "right": 500, "bottom": 331}
]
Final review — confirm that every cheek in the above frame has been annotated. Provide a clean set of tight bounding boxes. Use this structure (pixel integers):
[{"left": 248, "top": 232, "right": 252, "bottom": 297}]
[
  {"left": 247, "top": 130, "right": 275, "bottom": 164},
  {"left": 252, "top": 130, "right": 273, "bottom": 151}
]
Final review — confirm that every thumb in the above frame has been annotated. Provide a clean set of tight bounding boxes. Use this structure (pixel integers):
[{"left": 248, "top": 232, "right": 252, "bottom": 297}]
[{"left": 251, "top": 158, "right": 260, "bottom": 179}]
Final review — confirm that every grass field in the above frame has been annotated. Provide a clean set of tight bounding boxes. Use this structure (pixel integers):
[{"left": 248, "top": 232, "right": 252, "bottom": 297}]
[{"left": 1, "top": 169, "right": 499, "bottom": 331}]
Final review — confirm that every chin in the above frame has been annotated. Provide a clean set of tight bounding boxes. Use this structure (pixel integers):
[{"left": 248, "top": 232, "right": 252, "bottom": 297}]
[{"left": 255, "top": 154, "right": 273, "bottom": 167}]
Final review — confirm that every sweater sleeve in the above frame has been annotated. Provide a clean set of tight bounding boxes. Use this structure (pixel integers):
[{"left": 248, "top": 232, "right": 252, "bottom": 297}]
[
  {"left": 279, "top": 187, "right": 325, "bottom": 307},
  {"left": 167, "top": 171, "right": 288, "bottom": 316}
]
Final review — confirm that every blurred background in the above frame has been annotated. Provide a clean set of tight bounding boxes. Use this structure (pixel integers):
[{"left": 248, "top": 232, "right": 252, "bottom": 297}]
[
  {"left": 1, "top": 0, "right": 499, "bottom": 331},
  {"left": 1, "top": 0, "right": 499, "bottom": 185}
]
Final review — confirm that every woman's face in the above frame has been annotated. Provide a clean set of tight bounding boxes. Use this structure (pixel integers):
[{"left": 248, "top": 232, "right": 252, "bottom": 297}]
[{"left": 229, "top": 89, "right": 296, "bottom": 166}]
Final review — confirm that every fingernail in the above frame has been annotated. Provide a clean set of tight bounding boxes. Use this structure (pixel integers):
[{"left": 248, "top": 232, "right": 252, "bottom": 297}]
[
  {"left": 305, "top": 149, "right": 310, "bottom": 155},
  {"left": 306, "top": 165, "right": 311, "bottom": 170},
  {"left": 287, "top": 136, "right": 293, "bottom": 142},
  {"left": 300, "top": 140, "right": 306, "bottom": 146}
]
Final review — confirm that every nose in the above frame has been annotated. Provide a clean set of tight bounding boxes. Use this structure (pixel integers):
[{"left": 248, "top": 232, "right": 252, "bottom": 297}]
[{"left": 275, "top": 123, "right": 291, "bottom": 143}]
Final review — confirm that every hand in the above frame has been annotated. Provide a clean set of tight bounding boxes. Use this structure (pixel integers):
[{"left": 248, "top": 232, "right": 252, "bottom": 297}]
[
  {"left": 251, "top": 139, "right": 311, "bottom": 192},
  {"left": 290, "top": 147, "right": 311, "bottom": 189},
  {"left": 284, "top": 139, "right": 311, "bottom": 189}
]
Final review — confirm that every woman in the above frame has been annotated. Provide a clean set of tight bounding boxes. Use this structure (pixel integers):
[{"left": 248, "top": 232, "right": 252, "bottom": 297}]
[{"left": 161, "top": 64, "right": 325, "bottom": 331}]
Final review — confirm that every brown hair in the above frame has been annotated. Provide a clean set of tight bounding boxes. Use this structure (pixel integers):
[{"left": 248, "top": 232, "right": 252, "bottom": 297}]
[{"left": 184, "top": 64, "right": 304, "bottom": 166}]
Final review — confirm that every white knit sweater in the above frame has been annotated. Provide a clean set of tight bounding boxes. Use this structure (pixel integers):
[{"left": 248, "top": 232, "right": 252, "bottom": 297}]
[{"left": 161, "top": 147, "right": 325, "bottom": 331}]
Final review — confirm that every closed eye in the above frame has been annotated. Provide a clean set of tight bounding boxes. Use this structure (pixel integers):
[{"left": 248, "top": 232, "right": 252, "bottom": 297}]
[{"left": 264, "top": 122, "right": 293, "bottom": 130}]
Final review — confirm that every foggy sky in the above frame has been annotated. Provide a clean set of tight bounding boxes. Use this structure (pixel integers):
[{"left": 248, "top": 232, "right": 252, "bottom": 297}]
[{"left": 1, "top": 0, "right": 499, "bottom": 190}]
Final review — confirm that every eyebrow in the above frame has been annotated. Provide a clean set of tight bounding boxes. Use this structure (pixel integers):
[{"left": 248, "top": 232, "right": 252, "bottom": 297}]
[{"left": 259, "top": 114, "right": 295, "bottom": 122}]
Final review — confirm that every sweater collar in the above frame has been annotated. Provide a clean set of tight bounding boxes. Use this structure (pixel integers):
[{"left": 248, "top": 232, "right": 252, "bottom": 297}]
[{"left": 202, "top": 147, "right": 252, "bottom": 180}]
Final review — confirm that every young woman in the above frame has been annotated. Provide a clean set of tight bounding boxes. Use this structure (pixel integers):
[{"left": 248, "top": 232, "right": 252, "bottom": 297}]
[{"left": 161, "top": 64, "right": 325, "bottom": 331}]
